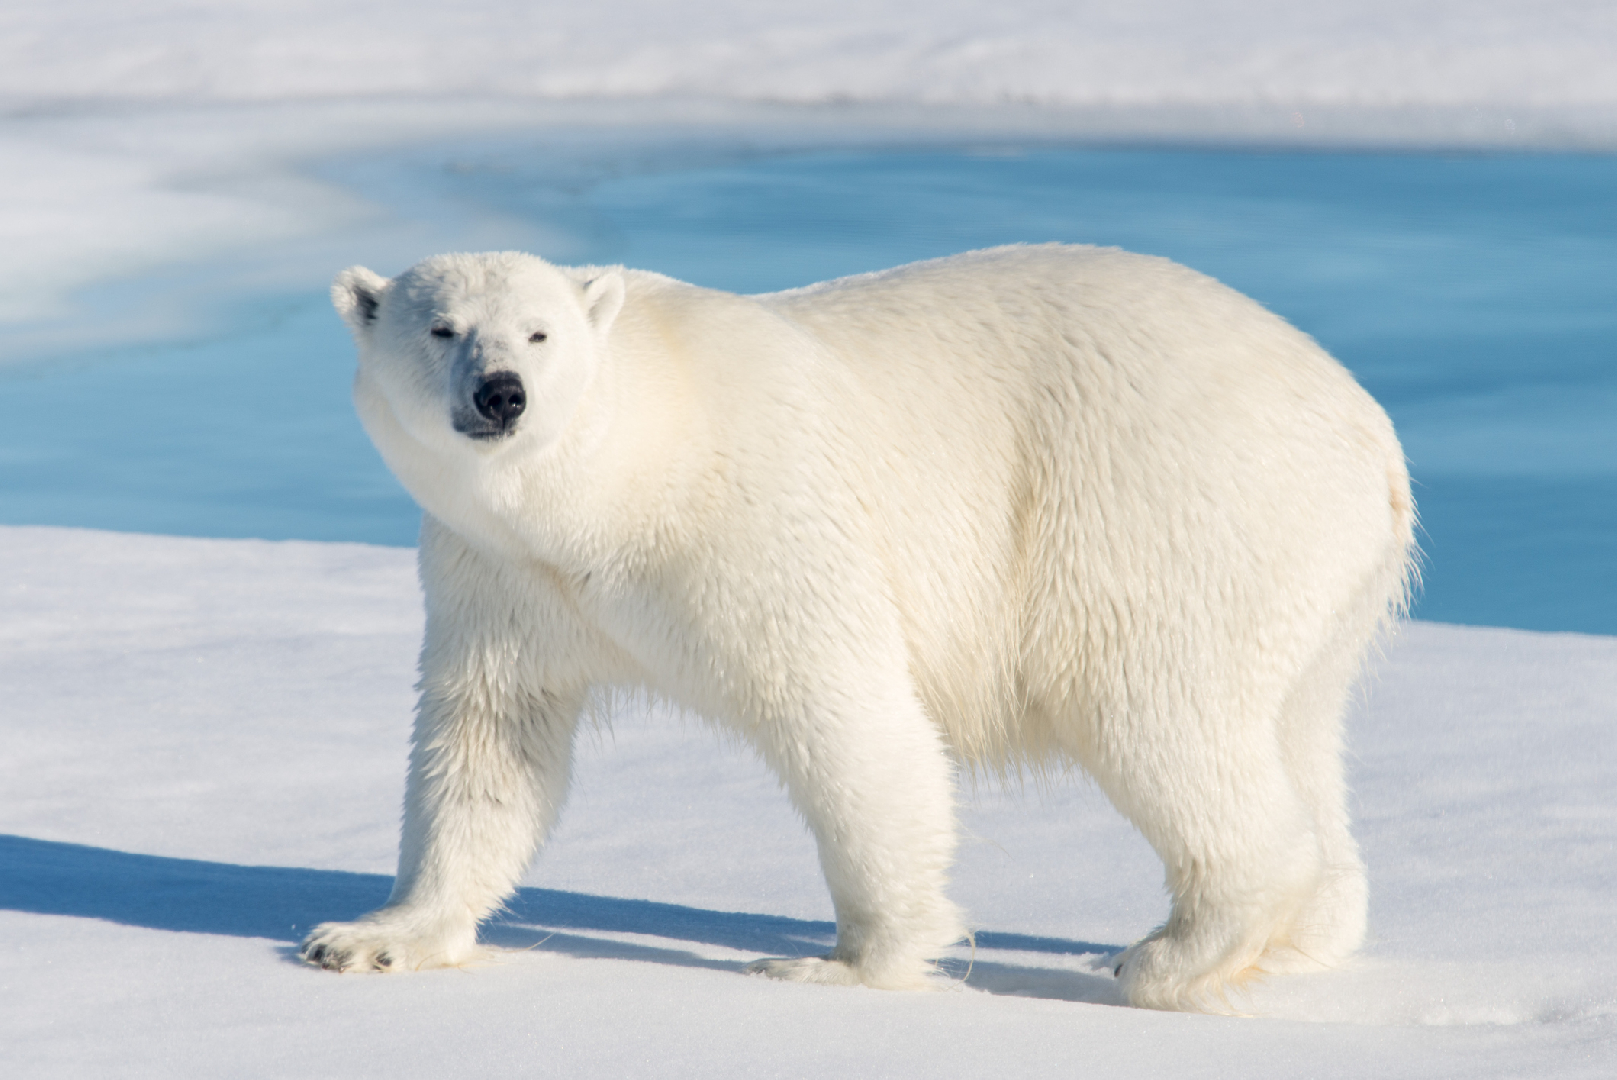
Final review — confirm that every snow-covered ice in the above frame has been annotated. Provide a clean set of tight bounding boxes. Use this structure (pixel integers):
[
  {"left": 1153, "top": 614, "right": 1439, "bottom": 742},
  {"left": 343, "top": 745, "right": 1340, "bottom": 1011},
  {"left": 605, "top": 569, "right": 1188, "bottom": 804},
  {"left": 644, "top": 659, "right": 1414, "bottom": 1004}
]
[
  {"left": 3, "top": 527, "right": 1615, "bottom": 1075},
  {"left": 5, "top": 1, "right": 1615, "bottom": 115}
]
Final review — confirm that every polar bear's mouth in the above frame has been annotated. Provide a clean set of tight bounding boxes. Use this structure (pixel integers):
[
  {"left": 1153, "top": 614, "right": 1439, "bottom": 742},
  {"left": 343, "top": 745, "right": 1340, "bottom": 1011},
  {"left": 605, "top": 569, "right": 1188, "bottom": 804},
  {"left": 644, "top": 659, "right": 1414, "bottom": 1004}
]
[{"left": 455, "top": 420, "right": 512, "bottom": 441}]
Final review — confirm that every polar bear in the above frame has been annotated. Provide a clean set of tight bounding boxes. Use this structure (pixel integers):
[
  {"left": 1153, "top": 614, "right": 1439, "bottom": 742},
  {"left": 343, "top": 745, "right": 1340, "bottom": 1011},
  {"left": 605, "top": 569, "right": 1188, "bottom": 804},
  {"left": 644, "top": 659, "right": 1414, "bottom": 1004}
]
[{"left": 301, "top": 244, "right": 1414, "bottom": 1010}]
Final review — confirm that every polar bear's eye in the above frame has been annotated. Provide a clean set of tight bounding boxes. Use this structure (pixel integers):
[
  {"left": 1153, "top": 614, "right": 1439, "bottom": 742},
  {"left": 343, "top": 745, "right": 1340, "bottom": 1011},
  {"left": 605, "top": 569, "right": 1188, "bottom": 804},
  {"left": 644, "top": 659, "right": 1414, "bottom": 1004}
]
[
  {"left": 528, "top": 331, "right": 547, "bottom": 343},
  {"left": 430, "top": 326, "right": 455, "bottom": 339}
]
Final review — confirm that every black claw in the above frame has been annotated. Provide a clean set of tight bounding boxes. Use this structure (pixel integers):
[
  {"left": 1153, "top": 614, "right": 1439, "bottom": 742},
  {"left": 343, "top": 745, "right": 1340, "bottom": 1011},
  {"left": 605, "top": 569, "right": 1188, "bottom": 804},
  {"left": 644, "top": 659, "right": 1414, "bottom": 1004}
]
[
  {"left": 375, "top": 951, "right": 393, "bottom": 969},
  {"left": 303, "top": 942, "right": 352, "bottom": 972},
  {"left": 1114, "top": 963, "right": 1123, "bottom": 977}
]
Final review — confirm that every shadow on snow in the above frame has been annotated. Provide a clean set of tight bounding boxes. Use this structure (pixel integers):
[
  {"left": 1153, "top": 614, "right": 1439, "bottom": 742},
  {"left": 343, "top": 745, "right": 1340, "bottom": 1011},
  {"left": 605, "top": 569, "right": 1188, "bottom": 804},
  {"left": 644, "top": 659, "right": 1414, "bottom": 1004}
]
[{"left": 0, "top": 833, "right": 1122, "bottom": 1004}]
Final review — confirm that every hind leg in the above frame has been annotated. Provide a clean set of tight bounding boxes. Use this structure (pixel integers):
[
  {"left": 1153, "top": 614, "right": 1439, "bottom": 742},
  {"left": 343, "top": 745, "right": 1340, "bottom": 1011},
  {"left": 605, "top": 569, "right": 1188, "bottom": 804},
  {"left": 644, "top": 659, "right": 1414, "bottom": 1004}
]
[
  {"left": 1084, "top": 694, "right": 1323, "bottom": 1011},
  {"left": 1264, "top": 638, "right": 1372, "bottom": 972}
]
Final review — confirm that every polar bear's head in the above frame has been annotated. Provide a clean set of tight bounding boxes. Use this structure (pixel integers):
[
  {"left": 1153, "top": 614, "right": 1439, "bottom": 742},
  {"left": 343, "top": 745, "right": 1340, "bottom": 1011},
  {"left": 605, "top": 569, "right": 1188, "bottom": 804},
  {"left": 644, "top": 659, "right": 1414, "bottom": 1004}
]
[{"left": 332, "top": 252, "right": 625, "bottom": 463}]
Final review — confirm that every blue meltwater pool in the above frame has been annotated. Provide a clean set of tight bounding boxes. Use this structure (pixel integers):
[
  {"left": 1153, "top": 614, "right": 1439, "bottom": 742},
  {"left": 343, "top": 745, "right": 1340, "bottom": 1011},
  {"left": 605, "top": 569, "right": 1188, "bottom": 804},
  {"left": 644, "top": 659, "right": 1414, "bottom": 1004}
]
[{"left": 1, "top": 143, "right": 1614, "bottom": 633}]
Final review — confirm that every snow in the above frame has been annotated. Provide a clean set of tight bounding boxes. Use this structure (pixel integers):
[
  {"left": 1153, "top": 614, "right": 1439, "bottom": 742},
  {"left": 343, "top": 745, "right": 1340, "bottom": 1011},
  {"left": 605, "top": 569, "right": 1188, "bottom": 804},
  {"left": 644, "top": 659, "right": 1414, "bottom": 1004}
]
[
  {"left": 4, "top": 1, "right": 1615, "bottom": 113},
  {"left": 2, "top": 1, "right": 1615, "bottom": 358},
  {"left": 3, "top": 2, "right": 1616, "bottom": 1074},
  {"left": 4, "top": 525, "right": 1616, "bottom": 1075}
]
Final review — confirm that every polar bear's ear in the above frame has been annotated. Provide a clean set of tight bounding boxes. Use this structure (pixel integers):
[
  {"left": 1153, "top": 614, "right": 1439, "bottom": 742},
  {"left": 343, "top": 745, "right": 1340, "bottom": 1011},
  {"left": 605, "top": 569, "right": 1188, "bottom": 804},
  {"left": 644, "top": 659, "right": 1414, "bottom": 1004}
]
[
  {"left": 581, "top": 269, "right": 625, "bottom": 336},
  {"left": 332, "top": 266, "right": 390, "bottom": 336}
]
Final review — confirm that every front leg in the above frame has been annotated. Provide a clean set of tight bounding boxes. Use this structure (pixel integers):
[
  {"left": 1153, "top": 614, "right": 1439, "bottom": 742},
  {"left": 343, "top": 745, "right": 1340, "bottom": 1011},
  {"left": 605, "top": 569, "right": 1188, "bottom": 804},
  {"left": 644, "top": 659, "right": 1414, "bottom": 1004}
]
[
  {"left": 301, "top": 682, "right": 585, "bottom": 972},
  {"left": 747, "top": 676, "right": 967, "bottom": 989},
  {"left": 302, "top": 522, "right": 588, "bottom": 972}
]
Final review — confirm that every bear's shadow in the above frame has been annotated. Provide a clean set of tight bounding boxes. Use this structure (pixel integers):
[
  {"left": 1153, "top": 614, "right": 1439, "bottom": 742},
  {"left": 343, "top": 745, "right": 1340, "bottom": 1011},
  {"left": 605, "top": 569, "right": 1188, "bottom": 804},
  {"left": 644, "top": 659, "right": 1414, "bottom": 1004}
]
[{"left": 1, "top": 833, "right": 1122, "bottom": 1005}]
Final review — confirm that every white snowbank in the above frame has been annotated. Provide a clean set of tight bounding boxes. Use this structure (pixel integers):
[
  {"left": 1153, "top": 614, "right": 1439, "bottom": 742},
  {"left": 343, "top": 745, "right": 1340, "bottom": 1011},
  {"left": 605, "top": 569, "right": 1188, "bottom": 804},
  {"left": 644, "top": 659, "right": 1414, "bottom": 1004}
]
[
  {"left": 3, "top": 525, "right": 1614, "bottom": 1076},
  {"left": 5, "top": 1, "right": 1615, "bottom": 114}
]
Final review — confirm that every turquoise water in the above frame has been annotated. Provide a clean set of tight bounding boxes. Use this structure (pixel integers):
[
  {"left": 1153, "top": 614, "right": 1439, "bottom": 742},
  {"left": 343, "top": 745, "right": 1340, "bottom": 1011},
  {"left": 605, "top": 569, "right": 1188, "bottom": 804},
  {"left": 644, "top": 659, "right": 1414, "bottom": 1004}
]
[{"left": 2, "top": 144, "right": 1614, "bottom": 633}]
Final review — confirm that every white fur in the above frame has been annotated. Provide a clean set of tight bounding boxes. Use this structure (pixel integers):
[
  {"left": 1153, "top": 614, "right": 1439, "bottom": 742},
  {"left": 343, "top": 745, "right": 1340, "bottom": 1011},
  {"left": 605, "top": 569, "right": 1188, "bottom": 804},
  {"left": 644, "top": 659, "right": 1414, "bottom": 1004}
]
[{"left": 304, "top": 245, "right": 1414, "bottom": 1010}]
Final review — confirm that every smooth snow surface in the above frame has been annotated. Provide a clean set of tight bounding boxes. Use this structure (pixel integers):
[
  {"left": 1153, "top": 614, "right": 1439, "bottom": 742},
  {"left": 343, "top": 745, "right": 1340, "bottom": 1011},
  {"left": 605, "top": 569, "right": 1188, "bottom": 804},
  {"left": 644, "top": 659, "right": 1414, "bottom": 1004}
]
[{"left": 3, "top": 525, "right": 1615, "bottom": 1076}]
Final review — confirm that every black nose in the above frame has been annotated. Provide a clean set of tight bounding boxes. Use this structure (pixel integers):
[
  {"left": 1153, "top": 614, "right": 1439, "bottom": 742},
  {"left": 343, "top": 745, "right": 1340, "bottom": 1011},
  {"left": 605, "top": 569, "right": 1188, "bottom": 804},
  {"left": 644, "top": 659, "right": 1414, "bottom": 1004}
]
[{"left": 473, "top": 372, "right": 526, "bottom": 425}]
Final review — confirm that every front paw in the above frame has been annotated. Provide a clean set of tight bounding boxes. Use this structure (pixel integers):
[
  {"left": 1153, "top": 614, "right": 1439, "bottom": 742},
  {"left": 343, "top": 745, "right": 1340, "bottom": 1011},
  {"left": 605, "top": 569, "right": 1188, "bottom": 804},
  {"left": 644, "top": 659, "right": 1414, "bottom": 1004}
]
[{"left": 299, "top": 917, "right": 476, "bottom": 973}]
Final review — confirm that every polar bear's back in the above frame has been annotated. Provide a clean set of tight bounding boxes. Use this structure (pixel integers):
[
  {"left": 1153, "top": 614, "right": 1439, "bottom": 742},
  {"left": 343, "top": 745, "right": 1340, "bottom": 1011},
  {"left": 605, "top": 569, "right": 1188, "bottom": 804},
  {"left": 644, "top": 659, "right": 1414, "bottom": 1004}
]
[{"left": 763, "top": 244, "right": 1412, "bottom": 767}]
